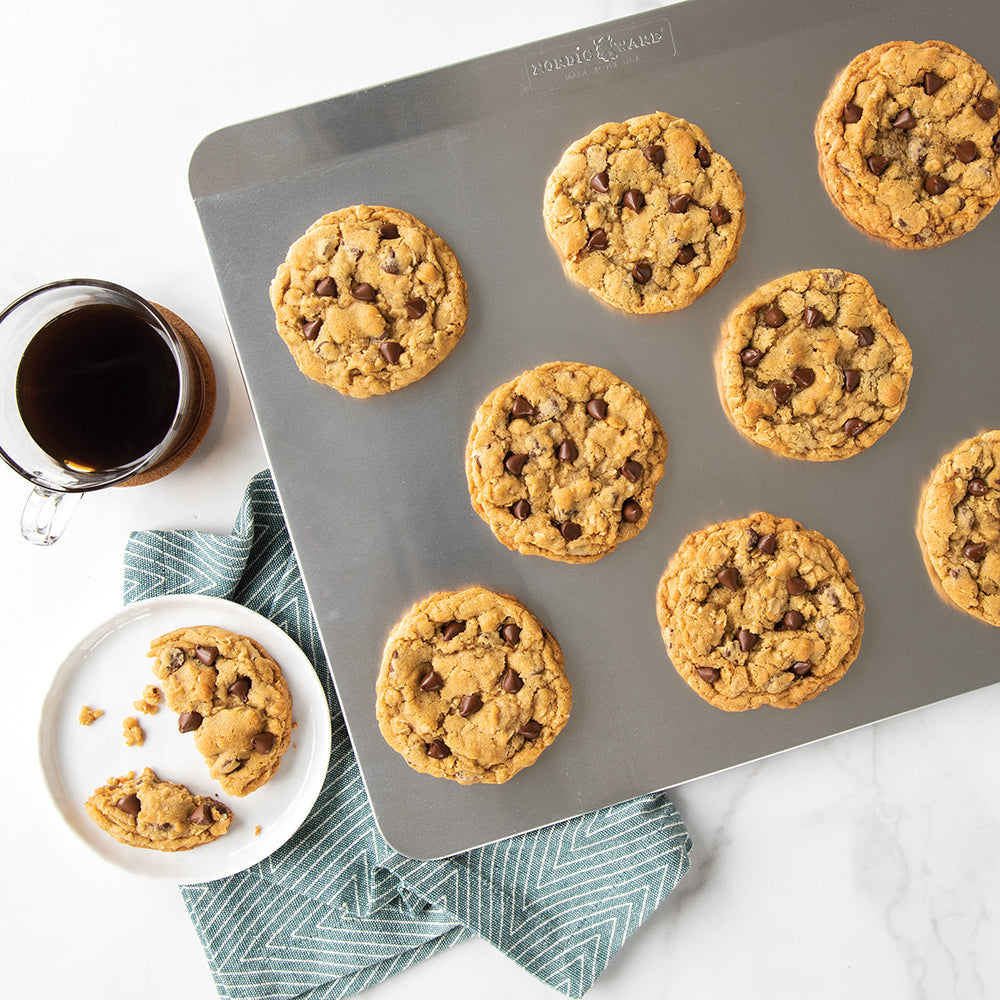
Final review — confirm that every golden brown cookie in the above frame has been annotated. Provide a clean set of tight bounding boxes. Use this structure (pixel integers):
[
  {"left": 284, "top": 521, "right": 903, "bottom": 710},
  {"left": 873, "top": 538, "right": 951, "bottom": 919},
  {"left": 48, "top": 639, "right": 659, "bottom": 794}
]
[
  {"left": 656, "top": 512, "right": 865, "bottom": 711},
  {"left": 466, "top": 361, "right": 668, "bottom": 563},
  {"left": 918, "top": 429, "right": 1000, "bottom": 626},
  {"left": 148, "top": 625, "right": 293, "bottom": 797},
  {"left": 542, "top": 111, "right": 746, "bottom": 313},
  {"left": 719, "top": 269, "right": 912, "bottom": 461},
  {"left": 270, "top": 205, "right": 468, "bottom": 397},
  {"left": 816, "top": 40, "right": 1000, "bottom": 248},
  {"left": 376, "top": 587, "right": 571, "bottom": 784},
  {"left": 85, "top": 768, "right": 232, "bottom": 851}
]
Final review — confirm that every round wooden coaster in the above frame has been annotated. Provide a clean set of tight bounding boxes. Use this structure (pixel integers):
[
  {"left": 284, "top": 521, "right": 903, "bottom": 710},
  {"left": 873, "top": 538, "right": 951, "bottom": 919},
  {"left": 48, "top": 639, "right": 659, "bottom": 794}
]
[{"left": 117, "top": 303, "right": 217, "bottom": 488}]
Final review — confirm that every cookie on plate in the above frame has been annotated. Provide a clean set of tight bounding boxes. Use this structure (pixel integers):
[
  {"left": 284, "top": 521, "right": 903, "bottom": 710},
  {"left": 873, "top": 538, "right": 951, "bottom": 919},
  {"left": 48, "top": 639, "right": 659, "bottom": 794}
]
[
  {"left": 656, "top": 512, "right": 865, "bottom": 711},
  {"left": 466, "top": 361, "right": 668, "bottom": 563},
  {"left": 543, "top": 111, "right": 746, "bottom": 313},
  {"left": 719, "top": 268, "right": 912, "bottom": 461},
  {"left": 376, "top": 587, "right": 571, "bottom": 785},
  {"left": 148, "top": 625, "right": 293, "bottom": 797},
  {"left": 270, "top": 204, "right": 468, "bottom": 397},
  {"left": 816, "top": 40, "right": 1000, "bottom": 248},
  {"left": 917, "top": 429, "right": 1000, "bottom": 626},
  {"left": 85, "top": 767, "right": 232, "bottom": 851}
]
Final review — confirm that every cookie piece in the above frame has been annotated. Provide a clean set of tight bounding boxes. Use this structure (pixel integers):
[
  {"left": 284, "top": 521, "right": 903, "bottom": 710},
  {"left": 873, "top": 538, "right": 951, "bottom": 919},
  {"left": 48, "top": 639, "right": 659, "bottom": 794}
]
[
  {"left": 719, "top": 269, "right": 912, "bottom": 461},
  {"left": 85, "top": 768, "right": 232, "bottom": 851},
  {"left": 148, "top": 626, "right": 293, "bottom": 797},
  {"left": 918, "top": 430, "right": 1000, "bottom": 626},
  {"left": 543, "top": 111, "right": 746, "bottom": 313},
  {"left": 656, "top": 512, "right": 864, "bottom": 711},
  {"left": 466, "top": 361, "right": 668, "bottom": 563},
  {"left": 270, "top": 205, "right": 468, "bottom": 397},
  {"left": 376, "top": 587, "right": 571, "bottom": 784},
  {"left": 816, "top": 40, "right": 1000, "bottom": 248}
]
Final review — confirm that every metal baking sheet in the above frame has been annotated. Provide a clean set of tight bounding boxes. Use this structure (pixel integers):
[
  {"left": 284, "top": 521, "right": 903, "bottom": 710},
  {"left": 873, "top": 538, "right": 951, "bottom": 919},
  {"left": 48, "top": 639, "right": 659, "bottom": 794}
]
[{"left": 190, "top": 0, "right": 1000, "bottom": 859}]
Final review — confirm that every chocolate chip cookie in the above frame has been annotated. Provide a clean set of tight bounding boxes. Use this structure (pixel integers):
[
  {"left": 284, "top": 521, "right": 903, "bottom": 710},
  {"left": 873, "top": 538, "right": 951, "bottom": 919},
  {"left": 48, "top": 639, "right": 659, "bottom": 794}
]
[
  {"left": 85, "top": 767, "right": 232, "bottom": 851},
  {"left": 918, "top": 429, "right": 1000, "bottom": 626},
  {"left": 148, "top": 626, "right": 293, "bottom": 797},
  {"left": 270, "top": 205, "right": 468, "bottom": 397},
  {"left": 466, "top": 361, "right": 668, "bottom": 563},
  {"left": 542, "top": 111, "right": 746, "bottom": 313},
  {"left": 656, "top": 512, "right": 865, "bottom": 711},
  {"left": 376, "top": 587, "right": 571, "bottom": 784},
  {"left": 719, "top": 269, "right": 912, "bottom": 461},
  {"left": 816, "top": 40, "right": 1000, "bottom": 248}
]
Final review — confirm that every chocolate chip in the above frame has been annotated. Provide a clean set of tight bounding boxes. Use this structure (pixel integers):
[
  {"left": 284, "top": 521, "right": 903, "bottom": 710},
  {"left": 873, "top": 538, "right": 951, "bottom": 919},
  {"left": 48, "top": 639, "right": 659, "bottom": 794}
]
[
  {"left": 500, "top": 623, "right": 521, "bottom": 646},
  {"left": 844, "top": 369, "right": 861, "bottom": 392},
  {"left": 696, "top": 666, "right": 720, "bottom": 683},
  {"left": 314, "top": 276, "right": 337, "bottom": 297},
  {"left": 782, "top": 609, "right": 805, "bottom": 630},
  {"left": 188, "top": 804, "right": 212, "bottom": 825},
  {"left": 426, "top": 739, "right": 449, "bottom": 759},
  {"left": 956, "top": 140, "right": 979, "bottom": 163},
  {"left": 379, "top": 223, "right": 399, "bottom": 239},
  {"left": 510, "top": 395, "right": 533, "bottom": 419},
  {"left": 631, "top": 262, "right": 653, "bottom": 284},
  {"left": 924, "top": 71, "right": 944, "bottom": 95},
  {"left": 803, "top": 307, "right": 824, "bottom": 328},
  {"left": 590, "top": 170, "right": 610, "bottom": 193},
  {"left": 517, "top": 721, "right": 542, "bottom": 739},
  {"left": 560, "top": 520, "right": 582, "bottom": 541},
  {"left": 459, "top": 693, "right": 482, "bottom": 717},
  {"left": 844, "top": 417, "right": 867, "bottom": 437},
  {"left": 381, "top": 255, "right": 400, "bottom": 275},
  {"left": 405, "top": 297, "right": 426, "bottom": 319},
  {"left": 351, "top": 282, "right": 376, "bottom": 301},
  {"left": 737, "top": 629, "right": 759, "bottom": 652},
  {"left": 976, "top": 97, "right": 997, "bottom": 120},
  {"left": 892, "top": 108, "right": 916, "bottom": 129},
  {"left": 867, "top": 155, "right": 891, "bottom": 176},
  {"left": 717, "top": 567, "right": 740, "bottom": 591},
  {"left": 740, "top": 346, "right": 763, "bottom": 367},
  {"left": 117, "top": 794, "right": 140, "bottom": 816},
  {"left": 621, "top": 499, "right": 642, "bottom": 523},
  {"left": 668, "top": 193, "right": 691, "bottom": 213},
  {"left": 557, "top": 439, "right": 578, "bottom": 463},
  {"left": 586, "top": 228, "right": 609, "bottom": 251},
  {"left": 843, "top": 101, "right": 862, "bottom": 123},
  {"left": 510, "top": 499, "right": 531, "bottom": 520},
  {"left": 964, "top": 542, "right": 987, "bottom": 561},
  {"left": 419, "top": 670, "right": 443, "bottom": 692},
  {"left": 379, "top": 341, "right": 403, "bottom": 365},
  {"left": 695, "top": 144, "right": 711, "bottom": 167},
  {"left": 178, "top": 711, "right": 202, "bottom": 733},
  {"left": 195, "top": 645, "right": 218, "bottom": 666},
  {"left": 710, "top": 204, "right": 731, "bottom": 225},
  {"left": 792, "top": 368, "right": 815, "bottom": 388},
  {"left": 228, "top": 678, "right": 250, "bottom": 703},
  {"left": 924, "top": 175, "right": 948, "bottom": 195},
  {"left": 764, "top": 306, "right": 786, "bottom": 327},
  {"left": 504, "top": 452, "right": 528, "bottom": 475},
  {"left": 168, "top": 649, "right": 185, "bottom": 671},
  {"left": 791, "top": 661, "right": 813, "bottom": 676},
  {"left": 787, "top": 576, "right": 808, "bottom": 595},
  {"left": 620, "top": 460, "right": 643, "bottom": 483},
  {"left": 968, "top": 478, "right": 989, "bottom": 496},
  {"left": 771, "top": 381, "right": 793, "bottom": 404},
  {"left": 501, "top": 667, "right": 523, "bottom": 693},
  {"left": 676, "top": 244, "right": 695, "bottom": 264},
  {"left": 253, "top": 731, "right": 275, "bottom": 754},
  {"left": 622, "top": 189, "right": 645, "bottom": 212},
  {"left": 442, "top": 620, "right": 465, "bottom": 640},
  {"left": 756, "top": 532, "right": 777, "bottom": 555},
  {"left": 855, "top": 327, "right": 875, "bottom": 347},
  {"left": 994, "top": 132, "right": 1000, "bottom": 155},
  {"left": 644, "top": 144, "right": 665, "bottom": 165},
  {"left": 586, "top": 398, "right": 608, "bottom": 420},
  {"left": 301, "top": 318, "right": 322, "bottom": 341}
]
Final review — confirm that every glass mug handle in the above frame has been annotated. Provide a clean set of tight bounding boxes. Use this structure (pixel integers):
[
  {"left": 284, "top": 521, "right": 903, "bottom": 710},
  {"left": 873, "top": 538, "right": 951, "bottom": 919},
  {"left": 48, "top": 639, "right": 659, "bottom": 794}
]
[{"left": 20, "top": 486, "right": 82, "bottom": 546}]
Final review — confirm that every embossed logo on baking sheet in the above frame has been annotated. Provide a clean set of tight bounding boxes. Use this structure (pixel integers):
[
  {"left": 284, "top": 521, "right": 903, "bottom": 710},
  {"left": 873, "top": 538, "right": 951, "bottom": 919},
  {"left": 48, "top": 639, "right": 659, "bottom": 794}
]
[{"left": 524, "top": 15, "right": 676, "bottom": 90}]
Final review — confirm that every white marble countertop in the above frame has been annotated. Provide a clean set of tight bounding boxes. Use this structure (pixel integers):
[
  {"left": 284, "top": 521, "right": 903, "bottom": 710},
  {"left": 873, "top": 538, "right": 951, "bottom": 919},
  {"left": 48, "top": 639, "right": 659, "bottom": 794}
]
[{"left": 3, "top": 2, "right": 997, "bottom": 997}]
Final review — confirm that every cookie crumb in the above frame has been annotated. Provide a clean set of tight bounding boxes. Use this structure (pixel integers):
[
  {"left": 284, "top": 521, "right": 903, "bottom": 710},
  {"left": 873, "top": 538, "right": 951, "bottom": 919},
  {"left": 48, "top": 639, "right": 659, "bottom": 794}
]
[
  {"left": 254, "top": 825, "right": 262, "bottom": 837},
  {"left": 78, "top": 705, "right": 103, "bottom": 726},
  {"left": 122, "top": 716, "right": 145, "bottom": 747},
  {"left": 132, "top": 684, "right": 162, "bottom": 715}
]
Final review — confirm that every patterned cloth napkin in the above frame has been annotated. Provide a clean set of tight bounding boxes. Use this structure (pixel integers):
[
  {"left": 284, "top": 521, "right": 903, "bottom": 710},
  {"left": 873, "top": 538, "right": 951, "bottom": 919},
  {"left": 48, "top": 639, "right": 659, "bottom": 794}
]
[{"left": 123, "top": 471, "right": 692, "bottom": 999}]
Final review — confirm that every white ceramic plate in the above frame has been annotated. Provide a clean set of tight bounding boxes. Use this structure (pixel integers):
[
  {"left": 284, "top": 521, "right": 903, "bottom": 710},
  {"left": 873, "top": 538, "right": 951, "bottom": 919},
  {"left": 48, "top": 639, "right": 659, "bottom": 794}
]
[{"left": 38, "top": 594, "right": 332, "bottom": 882}]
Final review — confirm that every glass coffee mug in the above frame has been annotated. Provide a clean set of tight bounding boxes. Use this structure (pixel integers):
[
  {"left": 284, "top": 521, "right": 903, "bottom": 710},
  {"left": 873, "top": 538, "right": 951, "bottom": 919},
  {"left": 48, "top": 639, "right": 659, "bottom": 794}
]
[{"left": 0, "top": 279, "right": 207, "bottom": 545}]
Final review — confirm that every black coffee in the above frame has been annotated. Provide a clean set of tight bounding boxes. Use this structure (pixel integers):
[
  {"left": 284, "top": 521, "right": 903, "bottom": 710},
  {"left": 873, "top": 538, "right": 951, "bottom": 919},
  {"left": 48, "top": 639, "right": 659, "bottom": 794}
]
[{"left": 16, "top": 303, "right": 180, "bottom": 472}]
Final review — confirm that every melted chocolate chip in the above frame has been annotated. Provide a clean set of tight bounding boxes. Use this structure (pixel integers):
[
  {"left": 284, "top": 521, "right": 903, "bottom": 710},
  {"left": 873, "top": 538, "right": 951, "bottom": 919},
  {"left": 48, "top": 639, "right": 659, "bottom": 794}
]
[
  {"left": 771, "top": 381, "right": 794, "bottom": 404},
  {"left": 195, "top": 645, "right": 218, "bottom": 666},
  {"left": 956, "top": 140, "right": 979, "bottom": 163},
  {"left": 737, "top": 629, "right": 759, "bottom": 652},
  {"left": 976, "top": 97, "right": 997, "bottom": 120},
  {"left": 844, "top": 418, "right": 867, "bottom": 437},
  {"left": 843, "top": 101, "right": 862, "bottom": 123},
  {"left": 868, "top": 155, "right": 891, "bottom": 176},
  {"left": 964, "top": 542, "right": 987, "bottom": 561},
  {"left": 504, "top": 452, "right": 528, "bottom": 475},
  {"left": 696, "top": 666, "right": 720, "bottom": 683},
  {"left": 517, "top": 721, "right": 542, "bottom": 739},
  {"left": 695, "top": 144, "right": 711, "bottom": 167},
  {"left": 586, "top": 398, "right": 608, "bottom": 420},
  {"left": 855, "top": 326, "right": 875, "bottom": 346},
  {"left": 501, "top": 667, "right": 523, "bottom": 693},
  {"left": 590, "top": 170, "right": 610, "bottom": 193},
  {"left": 510, "top": 499, "right": 531, "bottom": 520},
  {"left": 803, "top": 307, "right": 824, "bottom": 328},
  {"left": 587, "top": 228, "right": 610, "bottom": 251},
  {"left": 756, "top": 532, "right": 777, "bottom": 555},
  {"left": 792, "top": 368, "right": 815, "bottom": 388},
  {"left": 844, "top": 369, "right": 861, "bottom": 392},
  {"left": 782, "top": 609, "right": 805, "bottom": 630},
  {"left": 676, "top": 244, "right": 695, "bottom": 265},
  {"left": 117, "top": 794, "right": 141, "bottom": 816},
  {"left": 710, "top": 204, "right": 731, "bottom": 225},
  {"left": 379, "top": 341, "right": 403, "bottom": 365},
  {"left": 621, "top": 499, "right": 642, "bottom": 523},
  {"left": 791, "top": 661, "right": 813, "bottom": 676},
  {"left": 253, "top": 731, "right": 275, "bottom": 754},
  {"left": 622, "top": 189, "right": 645, "bottom": 212},
  {"left": 764, "top": 306, "right": 786, "bottom": 328},
  {"left": 557, "top": 440, "right": 578, "bottom": 463},
  {"left": 442, "top": 620, "right": 466, "bottom": 640},
  {"left": 620, "top": 460, "right": 643, "bottom": 483},
  {"left": 968, "top": 478, "right": 989, "bottom": 497},
  {"left": 301, "top": 318, "right": 322, "bottom": 341},
  {"left": 924, "top": 175, "right": 948, "bottom": 195},
  {"left": 426, "top": 739, "right": 449, "bottom": 759},
  {"left": 228, "top": 678, "right": 250, "bottom": 703},
  {"left": 314, "top": 276, "right": 337, "bottom": 297},
  {"left": 924, "top": 72, "right": 944, "bottom": 95},
  {"left": 740, "top": 346, "right": 763, "bottom": 367},
  {"left": 168, "top": 649, "right": 185, "bottom": 671},
  {"left": 787, "top": 576, "right": 808, "bottom": 595},
  {"left": 668, "top": 193, "right": 691, "bottom": 213},
  {"left": 644, "top": 144, "right": 665, "bottom": 165},
  {"left": 893, "top": 108, "right": 917, "bottom": 129},
  {"left": 501, "top": 623, "right": 521, "bottom": 646},
  {"left": 405, "top": 297, "right": 427, "bottom": 319},
  {"left": 419, "top": 670, "right": 444, "bottom": 692},
  {"left": 188, "top": 804, "right": 212, "bottom": 826},
  {"left": 351, "top": 282, "right": 376, "bottom": 301},
  {"left": 379, "top": 223, "right": 399, "bottom": 239},
  {"left": 178, "top": 711, "right": 202, "bottom": 733},
  {"left": 510, "top": 395, "right": 534, "bottom": 419},
  {"left": 631, "top": 262, "right": 653, "bottom": 284},
  {"left": 560, "top": 520, "right": 582, "bottom": 541},
  {"left": 717, "top": 567, "right": 740, "bottom": 591},
  {"left": 459, "top": 693, "right": 482, "bottom": 717}
]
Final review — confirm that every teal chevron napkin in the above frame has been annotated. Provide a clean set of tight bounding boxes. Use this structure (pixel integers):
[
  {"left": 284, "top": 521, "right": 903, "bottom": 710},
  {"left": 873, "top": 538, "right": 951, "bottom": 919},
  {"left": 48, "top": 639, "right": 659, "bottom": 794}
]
[{"left": 123, "top": 471, "right": 692, "bottom": 999}]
